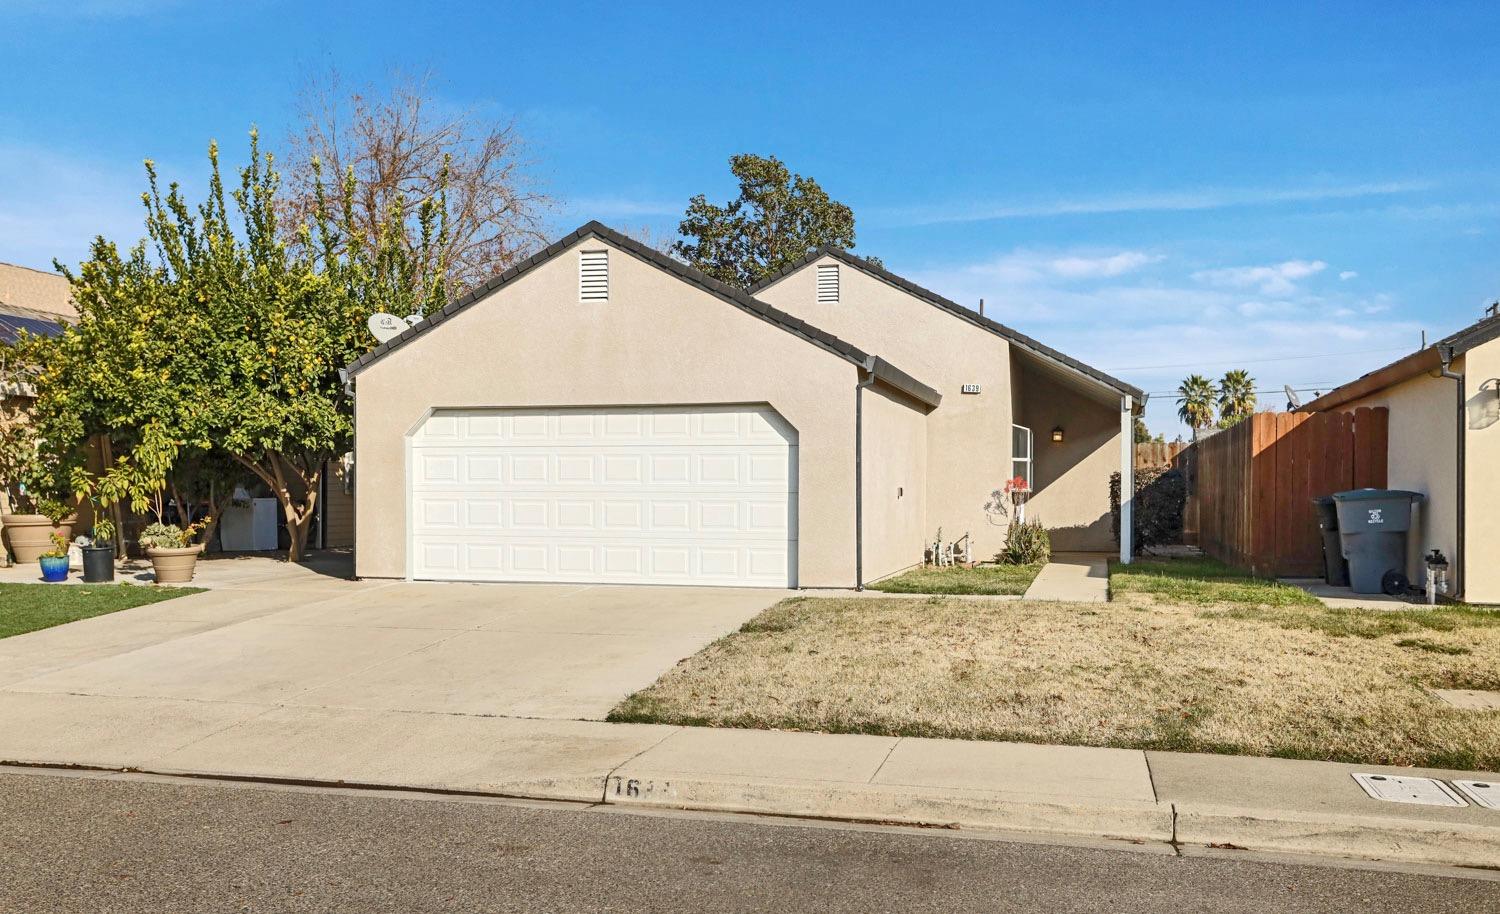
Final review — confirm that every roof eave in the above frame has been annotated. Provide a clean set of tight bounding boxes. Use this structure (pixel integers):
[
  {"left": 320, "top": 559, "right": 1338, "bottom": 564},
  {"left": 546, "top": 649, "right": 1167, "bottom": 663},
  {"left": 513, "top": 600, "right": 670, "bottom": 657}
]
[{"left": 751, "top": 247, "right": 1143, "bottom": 401}]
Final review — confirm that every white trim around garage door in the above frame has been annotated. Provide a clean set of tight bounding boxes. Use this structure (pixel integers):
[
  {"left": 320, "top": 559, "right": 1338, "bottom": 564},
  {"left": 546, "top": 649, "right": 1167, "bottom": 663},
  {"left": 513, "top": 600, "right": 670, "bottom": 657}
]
[{"left": 405, "top": 404, "right": 799, "bottom": 588}]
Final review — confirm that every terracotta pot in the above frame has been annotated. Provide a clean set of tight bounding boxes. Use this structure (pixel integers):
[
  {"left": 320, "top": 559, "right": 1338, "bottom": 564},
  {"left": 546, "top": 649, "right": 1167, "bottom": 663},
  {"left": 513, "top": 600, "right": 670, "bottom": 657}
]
[
  {"left": 147, "top": 545, "right": 200, "bottom": 584},
  {"left": 2, "top": 514, "right": 76, "bottom": 564}
]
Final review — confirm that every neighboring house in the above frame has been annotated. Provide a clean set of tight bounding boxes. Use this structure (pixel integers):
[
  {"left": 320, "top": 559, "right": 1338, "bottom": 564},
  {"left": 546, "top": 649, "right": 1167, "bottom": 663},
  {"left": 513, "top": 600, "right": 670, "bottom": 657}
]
[
  {"left": 0, "top": 262, "right": 357, "bottom": 550},
  {"left": 347, "top": 222, "right": 1142, "bottom": 589},
  {"left": 0, "top": 261, "right": 74, "bottom": 342},
  {"left": 1299, "top": 307, "right": 1500, "bottom": 604},
  {"left": 0, "top": 263, "right": 74, "bottom": 518}
]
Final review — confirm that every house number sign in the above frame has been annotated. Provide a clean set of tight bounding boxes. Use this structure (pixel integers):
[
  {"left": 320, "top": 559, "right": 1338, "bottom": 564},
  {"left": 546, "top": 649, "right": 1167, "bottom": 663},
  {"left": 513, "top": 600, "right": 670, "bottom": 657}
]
[{"left": 961, "top": 384, "right": 982, "bottom": 394}]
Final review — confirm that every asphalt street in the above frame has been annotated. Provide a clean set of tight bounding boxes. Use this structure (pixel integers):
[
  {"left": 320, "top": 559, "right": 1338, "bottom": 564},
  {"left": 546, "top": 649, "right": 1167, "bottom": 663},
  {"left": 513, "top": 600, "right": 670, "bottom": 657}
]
[{"left": 0, "top": 769, "right": 1495, "bottom": 913}]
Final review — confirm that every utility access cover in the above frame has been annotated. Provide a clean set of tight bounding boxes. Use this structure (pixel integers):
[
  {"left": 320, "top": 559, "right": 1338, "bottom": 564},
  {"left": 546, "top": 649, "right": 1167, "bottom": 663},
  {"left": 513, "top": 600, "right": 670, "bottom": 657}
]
[
  {"left": 1453, "top": 780, "right": 1499, "bottom": 810},
  {"left": 1352, "top": 773, "right": 1467, "bottom": 807}
]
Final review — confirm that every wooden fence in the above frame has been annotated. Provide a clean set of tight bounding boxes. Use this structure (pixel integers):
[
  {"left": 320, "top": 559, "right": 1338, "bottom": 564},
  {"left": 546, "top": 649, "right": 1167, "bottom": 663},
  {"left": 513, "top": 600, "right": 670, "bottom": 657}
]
[
  {"left": 1134, "top": 439, "right": 1188, "bottom": 469},
  {"left": 1177, "top": 409, "right": 1388, "bottom": 577}
]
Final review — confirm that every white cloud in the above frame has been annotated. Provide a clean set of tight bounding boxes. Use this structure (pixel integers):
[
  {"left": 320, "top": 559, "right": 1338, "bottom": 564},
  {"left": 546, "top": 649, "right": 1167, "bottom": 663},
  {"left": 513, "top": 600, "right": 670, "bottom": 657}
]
[
  {"left": 871, "top": 180, "right": 1433, "bottom": 227},
  {"left": 1339, "top": 270, "right": 1358, "bottom": 280},
  {"left": 1191, "top": 259, "right": 1328, "bottom": 296},
  {"left": 1046, "top": 251, "right": 1164, "bottom": 279},
  {"left": 940, "top": 248, "right": 1163, "bottom": 287},
  {"left": 903, "top": 248, "right": 1416, "bottom": 440}
]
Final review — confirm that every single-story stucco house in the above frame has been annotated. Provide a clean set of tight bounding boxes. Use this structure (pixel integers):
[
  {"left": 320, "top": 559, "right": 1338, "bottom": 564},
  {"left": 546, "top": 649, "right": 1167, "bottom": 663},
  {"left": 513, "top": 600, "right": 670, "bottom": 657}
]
[
  {"left": 1300, "top": 307, "right": 1500, "bottom": 604},
  {"left": 347, "top": 222, "right": 1144, "bottom": 589}
]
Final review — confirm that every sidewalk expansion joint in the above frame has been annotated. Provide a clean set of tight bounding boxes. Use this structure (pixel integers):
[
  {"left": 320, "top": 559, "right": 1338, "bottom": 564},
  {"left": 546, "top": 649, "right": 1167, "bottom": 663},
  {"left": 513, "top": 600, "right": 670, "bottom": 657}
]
[{"left": 599, "top": 726, "right": 684, "bottom": 803}]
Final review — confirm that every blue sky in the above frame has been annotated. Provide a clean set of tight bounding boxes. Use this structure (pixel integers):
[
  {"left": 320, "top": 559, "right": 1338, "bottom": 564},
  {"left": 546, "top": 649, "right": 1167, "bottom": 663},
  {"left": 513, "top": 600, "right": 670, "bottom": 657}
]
[{"left": 3, "top": 0, "right": 1497, "bottom": 434}]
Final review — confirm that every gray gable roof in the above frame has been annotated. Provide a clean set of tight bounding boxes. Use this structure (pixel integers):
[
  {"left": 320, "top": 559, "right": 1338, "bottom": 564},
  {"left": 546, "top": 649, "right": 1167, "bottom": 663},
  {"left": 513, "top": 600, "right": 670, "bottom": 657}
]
[
  {"left": 1300, "top": 308, "right": 1500, "bottom": 413},
  {"left": 347, "top": 221, "right": 941, "bottom": 409},
  {"left": 750, "top": 247, "right": 1145, "bottom": 400}
]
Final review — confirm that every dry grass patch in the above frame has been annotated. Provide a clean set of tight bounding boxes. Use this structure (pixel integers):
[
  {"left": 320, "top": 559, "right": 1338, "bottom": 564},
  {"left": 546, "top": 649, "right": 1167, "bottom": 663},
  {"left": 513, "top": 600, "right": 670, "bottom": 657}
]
[{"left": 610, "top": 595, "right": 1500, "bottom": 769}]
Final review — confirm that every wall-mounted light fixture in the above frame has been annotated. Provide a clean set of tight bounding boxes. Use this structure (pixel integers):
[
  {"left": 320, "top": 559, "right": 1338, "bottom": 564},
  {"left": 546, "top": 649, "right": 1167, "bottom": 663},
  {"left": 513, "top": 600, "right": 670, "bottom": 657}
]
[{"left": 1051, "top": 426, "right": 1065, "bottom": 443}]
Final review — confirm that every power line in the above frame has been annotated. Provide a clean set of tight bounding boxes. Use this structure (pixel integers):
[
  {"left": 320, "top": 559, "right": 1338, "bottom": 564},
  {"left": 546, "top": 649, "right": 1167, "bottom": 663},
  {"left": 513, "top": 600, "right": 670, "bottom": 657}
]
[{"left": 1104, "top": 345, "right": 1411, "bottom": 373}]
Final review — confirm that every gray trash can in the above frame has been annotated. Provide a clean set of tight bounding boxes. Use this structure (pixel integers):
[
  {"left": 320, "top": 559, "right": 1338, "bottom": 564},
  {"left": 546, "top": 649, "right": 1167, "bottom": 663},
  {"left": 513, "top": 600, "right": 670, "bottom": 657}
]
[
  {"left": 1331, "top": 489, "right": 1424, "bottom": 595},
  {"left": 1311, "top": 496, "right": 1349, "bottom": 587}
]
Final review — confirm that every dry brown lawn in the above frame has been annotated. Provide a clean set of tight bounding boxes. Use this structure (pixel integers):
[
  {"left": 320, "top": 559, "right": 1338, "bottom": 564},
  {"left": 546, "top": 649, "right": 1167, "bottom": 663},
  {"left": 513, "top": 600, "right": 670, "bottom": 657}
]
[{"left": 610, "top": 594, "right": 1500, "bottom": 769}]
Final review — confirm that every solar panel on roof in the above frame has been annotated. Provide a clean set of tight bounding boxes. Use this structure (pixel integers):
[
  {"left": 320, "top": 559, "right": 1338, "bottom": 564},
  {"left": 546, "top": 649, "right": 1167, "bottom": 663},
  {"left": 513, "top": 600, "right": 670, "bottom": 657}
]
[{"left": 0, "top": 315, "right": 64, "bottom": 344}]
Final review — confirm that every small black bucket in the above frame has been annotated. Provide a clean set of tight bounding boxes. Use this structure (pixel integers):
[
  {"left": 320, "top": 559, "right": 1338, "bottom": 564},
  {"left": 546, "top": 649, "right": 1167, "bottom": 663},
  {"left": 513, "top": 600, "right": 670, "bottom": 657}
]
[{"left": 81, "top": 544, "right": 116, "bottom": 583}]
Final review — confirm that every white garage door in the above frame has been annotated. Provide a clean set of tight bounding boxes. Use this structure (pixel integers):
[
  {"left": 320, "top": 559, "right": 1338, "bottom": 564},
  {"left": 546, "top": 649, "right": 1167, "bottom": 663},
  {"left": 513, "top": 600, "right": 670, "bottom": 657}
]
[{"left": 409, "top": 406, "right": 797, "bottom": 587}]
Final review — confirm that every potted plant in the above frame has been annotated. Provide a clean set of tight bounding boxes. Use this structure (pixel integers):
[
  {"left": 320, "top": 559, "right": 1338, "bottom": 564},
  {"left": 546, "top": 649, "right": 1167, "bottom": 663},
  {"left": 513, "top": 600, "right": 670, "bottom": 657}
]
[
  {"left": 2, "top": 497, "right": 76, "bottom": 565},
  {"left": 81, "top": 516, "right": 117, "bottom": 583},
  {"left": 139, "top": 517, "right": 210, "bottom": 584},
  {"left": 1004, "top": 475, "right": 1032, "bottom": 523},
  {"left": 38, "top": 533, "right": 70, "bottom": 583},
  {"left": 0, "top": 407, "right": 79, "bottom": 564}
]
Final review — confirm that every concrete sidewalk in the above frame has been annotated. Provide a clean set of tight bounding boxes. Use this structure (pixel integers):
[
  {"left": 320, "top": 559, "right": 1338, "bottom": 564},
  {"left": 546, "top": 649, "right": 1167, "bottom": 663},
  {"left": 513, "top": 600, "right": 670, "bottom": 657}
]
[
  {"left": 1023, "top": 552, "right": 1110, "bottom": 602},
  {"left": 1, "top": 691, "right": 1495, "bottom": 869}
]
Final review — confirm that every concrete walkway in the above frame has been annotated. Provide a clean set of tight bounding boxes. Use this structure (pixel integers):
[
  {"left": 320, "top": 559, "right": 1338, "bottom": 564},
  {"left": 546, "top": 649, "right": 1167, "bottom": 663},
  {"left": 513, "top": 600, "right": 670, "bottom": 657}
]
[
  {"left": 1, "top": 692, "right": 1496, "bottom": 869},
  {"left": 1023, "top": 552, "right": 1111, "bottom": 602},
  {"left": 1283, "top": 578, "right": 1422, "bottom": 610}
]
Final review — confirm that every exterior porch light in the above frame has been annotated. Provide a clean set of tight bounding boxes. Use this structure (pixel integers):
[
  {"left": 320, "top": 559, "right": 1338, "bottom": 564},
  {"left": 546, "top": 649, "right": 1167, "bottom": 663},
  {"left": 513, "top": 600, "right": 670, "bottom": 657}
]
[{"left": 1050, "top": 426, "right": 1064, "bottom": 443}]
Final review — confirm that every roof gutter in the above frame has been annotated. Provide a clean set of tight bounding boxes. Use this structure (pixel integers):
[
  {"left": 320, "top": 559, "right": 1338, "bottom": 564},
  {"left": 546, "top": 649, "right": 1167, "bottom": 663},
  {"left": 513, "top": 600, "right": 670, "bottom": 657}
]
[{"left": 1437, "top": 345, "right": 1465, "bottom": 600}]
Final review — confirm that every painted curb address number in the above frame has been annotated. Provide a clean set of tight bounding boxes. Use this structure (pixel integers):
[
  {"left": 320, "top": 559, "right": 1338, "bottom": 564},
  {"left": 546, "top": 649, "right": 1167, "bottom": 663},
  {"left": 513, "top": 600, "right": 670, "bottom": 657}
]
[{"left": 612, "top": 776, "right": 677, "bottom": 799}]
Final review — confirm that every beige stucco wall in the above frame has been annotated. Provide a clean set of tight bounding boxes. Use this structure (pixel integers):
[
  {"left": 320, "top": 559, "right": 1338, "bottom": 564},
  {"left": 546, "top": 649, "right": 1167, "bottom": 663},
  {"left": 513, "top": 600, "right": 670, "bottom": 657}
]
[
  {"left": 757, "top": 258, "right": 1016, "bottom": 558},
  {"left": 1343, "top": 364, "right": 1461, "bottom": 594},
  {"left": 759, "top": 256, "right": 1126, "bottom": 558},
  {"left": 353, "top": 235, "right": 883, "bottom": 588},
  {"left": 861, "top": 385, "right": 929, "bottom": 580},
  {"left": 1012, "top": 359, "right": 1121, "bottom": 551},
  {"left": 1464, "top": 339, "right": 1500, "bottom": 603}
]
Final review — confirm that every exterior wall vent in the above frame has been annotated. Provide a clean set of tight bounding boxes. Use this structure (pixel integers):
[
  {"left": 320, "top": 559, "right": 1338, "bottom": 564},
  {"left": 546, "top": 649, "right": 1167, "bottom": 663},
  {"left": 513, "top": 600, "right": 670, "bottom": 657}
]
[
  {"left": 816, "top": 263, "right": 839, "bottom": 303},
  {"left": 579, "top": 249, "right": 609, "bottom": 301}
]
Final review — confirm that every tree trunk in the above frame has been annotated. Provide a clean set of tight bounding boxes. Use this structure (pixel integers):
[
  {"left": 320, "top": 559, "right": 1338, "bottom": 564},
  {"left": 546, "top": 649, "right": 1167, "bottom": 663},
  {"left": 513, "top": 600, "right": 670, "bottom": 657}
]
[{"left": 230, "top": 451, "right": 321, "bottom": 564}]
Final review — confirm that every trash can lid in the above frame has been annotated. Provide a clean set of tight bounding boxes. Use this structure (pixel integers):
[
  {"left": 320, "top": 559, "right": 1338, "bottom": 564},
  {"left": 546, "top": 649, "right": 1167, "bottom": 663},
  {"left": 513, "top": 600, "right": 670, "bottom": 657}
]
[
  {"left": 1331, "top": 488, "right": 1425, "bottom": 502},
  {"left": 1312, "top": 495, "right": 1336, "bottom": 506}
]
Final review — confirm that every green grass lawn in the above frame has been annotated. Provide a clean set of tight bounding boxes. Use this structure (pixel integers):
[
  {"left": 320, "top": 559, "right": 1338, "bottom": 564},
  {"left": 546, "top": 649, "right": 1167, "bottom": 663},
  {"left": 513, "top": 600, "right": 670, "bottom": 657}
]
[
  {"left": 1109, "top": 555, "right": 1319, "bottom": 607},
  {"left": 867, "top": 563, "right": 1042, "bottom": 595},
  {"left": 0, "top": 583, "right": 201, "bottom": 639}
]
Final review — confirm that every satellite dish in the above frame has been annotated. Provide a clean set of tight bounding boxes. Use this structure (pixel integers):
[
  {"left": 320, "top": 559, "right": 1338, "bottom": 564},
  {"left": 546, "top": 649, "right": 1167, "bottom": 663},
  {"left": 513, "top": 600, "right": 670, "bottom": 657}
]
[
  {"left": 367, "top": 313, "right": 410, "bottom": 344},
  {"left": 1284, "top": 385, "right": 1302, "bottom": 410}
]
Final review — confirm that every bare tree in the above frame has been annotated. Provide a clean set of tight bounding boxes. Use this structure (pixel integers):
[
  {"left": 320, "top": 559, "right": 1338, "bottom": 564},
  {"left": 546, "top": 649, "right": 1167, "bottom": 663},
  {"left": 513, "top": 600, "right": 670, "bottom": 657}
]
[{"left": 283, "top": 70, "right": 551, "bottom": 300}]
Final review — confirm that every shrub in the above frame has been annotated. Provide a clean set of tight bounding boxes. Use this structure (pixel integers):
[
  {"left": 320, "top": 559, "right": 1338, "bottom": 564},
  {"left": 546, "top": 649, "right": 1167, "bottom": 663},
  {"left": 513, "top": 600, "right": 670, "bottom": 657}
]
[
  {"left": 1110, "top": 466, "right": 1186, "bottom": 555},
  {"left": 998, "top": 518, "right": 1051, "bottom": 565},
  {"left": 138, "top": 522, "right": 188, "bottom": 551}
]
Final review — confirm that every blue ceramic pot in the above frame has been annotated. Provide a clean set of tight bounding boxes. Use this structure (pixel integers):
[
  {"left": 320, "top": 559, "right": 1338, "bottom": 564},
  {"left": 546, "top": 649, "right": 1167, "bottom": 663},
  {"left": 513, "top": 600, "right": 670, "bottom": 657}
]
[{"left": 39, "top": 555, "right": 69, "bottom": 583}]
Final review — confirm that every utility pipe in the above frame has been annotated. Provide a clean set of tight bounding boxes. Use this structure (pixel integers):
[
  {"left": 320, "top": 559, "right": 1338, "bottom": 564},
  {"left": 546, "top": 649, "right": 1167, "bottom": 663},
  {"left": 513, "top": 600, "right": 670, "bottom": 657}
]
[
  {"left": 854, "top": 358, "right": 878, "bottom": 590},
  {"left": 1437, "top": 345, "right": 1465, "bottom": 600}
]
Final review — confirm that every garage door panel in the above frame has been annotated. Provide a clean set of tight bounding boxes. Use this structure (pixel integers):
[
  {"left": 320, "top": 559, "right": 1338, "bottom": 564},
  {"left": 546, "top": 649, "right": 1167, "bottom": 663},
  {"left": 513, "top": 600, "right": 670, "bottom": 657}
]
[{"left": 410, "top": 406, "right": 796, "bottom": 587}]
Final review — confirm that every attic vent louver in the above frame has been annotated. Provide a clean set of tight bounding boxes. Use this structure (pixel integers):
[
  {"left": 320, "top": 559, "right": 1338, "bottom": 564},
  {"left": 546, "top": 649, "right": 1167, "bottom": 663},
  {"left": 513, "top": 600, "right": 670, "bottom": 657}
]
[
  {"left": 580, "top": 249, "right": 609, "bottom": 300},
  {"left": 816, "top": 263, "right": 839, "bottom": 303}
]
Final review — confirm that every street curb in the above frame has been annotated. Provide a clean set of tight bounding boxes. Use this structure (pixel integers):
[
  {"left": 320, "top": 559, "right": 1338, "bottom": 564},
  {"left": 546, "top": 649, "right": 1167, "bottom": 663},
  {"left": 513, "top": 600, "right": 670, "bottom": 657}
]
[
  {"left": 1173, "top": 803, "right": 1500, "bottom": 869},
  {"left": 597, "top": 771, "right": 1173, "bottom": 844}
]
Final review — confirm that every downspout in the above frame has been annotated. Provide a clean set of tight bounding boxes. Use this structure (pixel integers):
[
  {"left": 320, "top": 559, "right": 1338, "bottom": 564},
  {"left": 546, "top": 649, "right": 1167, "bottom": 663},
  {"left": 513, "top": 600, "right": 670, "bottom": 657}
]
[
  {"left": 855, "top": 358, "right": 878, "bottom": 590},
  {"left": 1437, "top": 345, "right": 1465, "bottom": 599}
]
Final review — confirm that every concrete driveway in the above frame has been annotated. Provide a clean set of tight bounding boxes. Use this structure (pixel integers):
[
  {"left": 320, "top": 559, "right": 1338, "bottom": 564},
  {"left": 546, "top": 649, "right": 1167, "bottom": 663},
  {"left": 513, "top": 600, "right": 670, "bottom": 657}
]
[{"left": 0, "top": 562, "right": 786, "bottom": 720}]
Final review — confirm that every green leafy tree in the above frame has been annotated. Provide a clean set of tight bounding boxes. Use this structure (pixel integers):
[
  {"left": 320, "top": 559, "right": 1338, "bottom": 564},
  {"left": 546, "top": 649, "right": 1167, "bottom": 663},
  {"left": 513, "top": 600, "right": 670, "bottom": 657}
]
[
  {"left": 1176, "top": 374, "right": 1219, "bottom": 439},
  {"left": 672, "top": 154, "right": 864, "bottom": 287},
  {"left": 1133, "top": 416, "right": 1152, "bottom": 444},
  {"left": 1217, "top": 369, "right": 1257, "bottom": 428},
  {"left": 47, "top": 130, "right": 446, "bottom": 561}
]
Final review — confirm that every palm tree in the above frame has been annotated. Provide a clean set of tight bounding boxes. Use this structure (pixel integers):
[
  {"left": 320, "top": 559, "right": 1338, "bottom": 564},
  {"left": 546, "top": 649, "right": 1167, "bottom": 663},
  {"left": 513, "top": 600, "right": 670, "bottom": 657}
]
[
  {"left": 1177, "top": 374, "right": 1218, "bottom": 439},
  {"left": 1218, "top": 369, "right": 1257, "bottom": 427}
]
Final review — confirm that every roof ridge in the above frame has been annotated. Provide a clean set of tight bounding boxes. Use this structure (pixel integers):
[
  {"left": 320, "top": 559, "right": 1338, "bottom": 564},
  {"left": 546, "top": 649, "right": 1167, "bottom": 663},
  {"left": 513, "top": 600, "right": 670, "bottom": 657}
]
[{"left": 346, "top": 221, "right": 941, "bottom": 408}]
